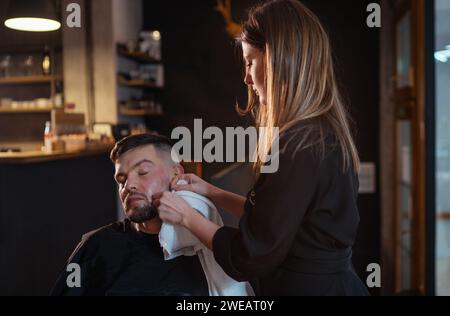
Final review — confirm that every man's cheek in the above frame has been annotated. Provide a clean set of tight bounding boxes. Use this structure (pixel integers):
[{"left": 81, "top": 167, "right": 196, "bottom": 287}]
[
  {"left": 146, "top": 174, "right": 165, "bottom": 193},
  {"left": 142, "top": 182, "right": 156, "bottom": 202}
]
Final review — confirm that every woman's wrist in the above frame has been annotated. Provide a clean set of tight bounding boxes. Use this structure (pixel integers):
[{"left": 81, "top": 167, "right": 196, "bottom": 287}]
[
  {"left": 207, "top": 184, "right": 223, "bottom": 204},
  {"left": 183, "top": 206, "right": 203, "bottom": 230},
  {"left": 182, "top": 206, "right": 220, "bottom": 250}
]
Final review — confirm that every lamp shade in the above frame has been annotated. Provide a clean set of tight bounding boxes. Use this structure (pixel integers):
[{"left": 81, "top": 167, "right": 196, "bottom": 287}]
[{"left": 4, "top": 0, "right": 61, "bottom": 32}]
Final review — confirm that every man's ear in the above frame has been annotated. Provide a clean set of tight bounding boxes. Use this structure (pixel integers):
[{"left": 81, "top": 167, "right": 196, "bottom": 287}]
[{"left": 173, "top": 164, "right": 184, "bottom": 176}]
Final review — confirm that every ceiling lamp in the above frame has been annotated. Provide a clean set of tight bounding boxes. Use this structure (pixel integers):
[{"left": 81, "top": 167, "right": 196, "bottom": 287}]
[{"left": 4, "top": 0, "right": 61, "bottom": 32}]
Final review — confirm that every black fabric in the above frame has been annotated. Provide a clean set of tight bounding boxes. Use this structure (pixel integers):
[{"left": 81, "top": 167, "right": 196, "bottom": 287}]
[
  {"left": 51, "top": 219, "right": 208, "bottom": 296},
  {"left": 213, "top": 120, "right": 370, "bottom": 296}
]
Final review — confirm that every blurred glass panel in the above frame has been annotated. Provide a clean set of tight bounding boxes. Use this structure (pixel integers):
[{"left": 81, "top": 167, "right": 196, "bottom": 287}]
[
  {"left": 396, "top": 120, "right": 413, "bottom": 291},
  {"left": 435, "top": 0, "right": 450, "bottom": 297}
]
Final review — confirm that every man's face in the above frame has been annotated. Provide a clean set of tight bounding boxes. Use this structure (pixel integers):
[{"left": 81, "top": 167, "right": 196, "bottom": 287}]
[{"left": 114, "top": 145, "right": 174, "bottom": 223}]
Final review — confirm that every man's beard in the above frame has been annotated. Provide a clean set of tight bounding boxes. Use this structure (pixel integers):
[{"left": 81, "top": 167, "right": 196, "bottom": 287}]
[{"left": 126, "top": 201, "right": 158, "bottom": 223}]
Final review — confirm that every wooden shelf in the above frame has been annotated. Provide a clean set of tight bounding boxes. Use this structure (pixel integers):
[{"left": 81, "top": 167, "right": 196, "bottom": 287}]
[
  {"left": 119, "top": 106, "right": 163, "bottom": 117},
  {"left": 0, "top": 75, "right": 63, "bottom": 85},
  {"left": 0, "top": 107, "right": 54, "bottom": 114},
  {"left": 117, "top": 44, "right": 162, "bottom": 64},
  {"left": 117, "top": 76, "right": 162, "bottom": 89}
]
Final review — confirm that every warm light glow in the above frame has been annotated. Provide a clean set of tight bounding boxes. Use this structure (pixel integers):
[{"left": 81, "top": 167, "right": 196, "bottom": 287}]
[
  {"left": 4, "top": 17, "right": 61, "bottom": 32},
  {"left": 152, "top": 31, "right": 161, "bottom": 41}
]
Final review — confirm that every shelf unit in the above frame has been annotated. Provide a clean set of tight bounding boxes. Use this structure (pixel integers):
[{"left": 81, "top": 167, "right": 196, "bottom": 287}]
[
  {"left": 0, "top": 43, "right": 64, "bottom": 105},
  {"left": 0, "top": 74, "right": 63, "bottom": 114},
  {"left": 117, "top": 75, "right": 162, "bottom": 90},
  {"left": 117, "top": 44, "right": 162, "bottom": 64},
  {"left": 116, "top": 42, "right": 165, "bottom": 130}
]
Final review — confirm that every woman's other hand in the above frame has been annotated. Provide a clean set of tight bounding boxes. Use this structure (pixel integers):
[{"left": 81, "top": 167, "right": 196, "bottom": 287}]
[
  {"left": 171, "top": 173, "right": 245, "bottom": 220},
  {"left": 153, "top": 191, "right": 220, "bottom": 250},
  {"left": 152, "top": 191, "right": 196, "bottom": 227},
  {"left": 170, "top": 173, "right": 215, "bottom": 198}
]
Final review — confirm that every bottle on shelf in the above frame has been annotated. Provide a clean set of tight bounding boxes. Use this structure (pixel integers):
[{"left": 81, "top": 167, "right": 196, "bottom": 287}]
[
  {"left": 54, "top": 81, "right": 64, "bottom": 108},
  {"left": 43, "top": 121, "right": 53, "bottom": 153},
  {"left": 42, "top": 46, "right": 51, "bottom": 76}
]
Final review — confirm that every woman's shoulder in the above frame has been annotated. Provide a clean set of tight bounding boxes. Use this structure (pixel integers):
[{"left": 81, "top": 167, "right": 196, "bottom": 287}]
[{"left": 279, "top": 118, "right": 338, "bottom": 158}]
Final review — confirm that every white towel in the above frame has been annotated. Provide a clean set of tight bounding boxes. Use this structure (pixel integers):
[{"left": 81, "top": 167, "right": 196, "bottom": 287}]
[{"left": 159, "top": 189, "right": 254, "bottom": 296}]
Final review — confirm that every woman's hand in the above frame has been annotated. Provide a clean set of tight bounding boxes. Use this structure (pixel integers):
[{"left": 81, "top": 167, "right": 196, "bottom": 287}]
[
  {"left": 152, "top": 191, "right": 196, "bottom": 227},
  {"left": 153, "top": 191, "right": 221, "bottom": 250},
  {"left": 170, "top": 173, "right": 216, "bottom": 198}
]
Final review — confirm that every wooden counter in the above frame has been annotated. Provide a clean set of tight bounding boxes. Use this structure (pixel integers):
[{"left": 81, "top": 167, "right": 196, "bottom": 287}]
[{"left": 0, "top": 144, "right": 113, "bottom": 164}]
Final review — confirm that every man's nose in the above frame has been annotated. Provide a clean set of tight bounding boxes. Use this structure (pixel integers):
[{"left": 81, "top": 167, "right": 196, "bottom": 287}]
[{"left": 124, "top": 179, "right": 137, "bottom": 194}]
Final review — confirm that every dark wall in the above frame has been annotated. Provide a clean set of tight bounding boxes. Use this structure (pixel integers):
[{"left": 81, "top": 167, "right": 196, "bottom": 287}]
[
  {"left": 142, "top": 0, "right": 255, "bottom": 179},
  {"left": 143, "top": 0, "right": 380, "bottom": 294},
  {"left": 142, "top": 0, "right": 252, "bottom": 127},
  {"left": 0, "top": 155, "right": 118, "bottom": 295}
]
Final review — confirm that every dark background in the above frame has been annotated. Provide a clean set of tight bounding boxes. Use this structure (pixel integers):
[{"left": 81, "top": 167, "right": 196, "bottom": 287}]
[{"left": 0, "top": 155, "right": 117, "bottom": 295}]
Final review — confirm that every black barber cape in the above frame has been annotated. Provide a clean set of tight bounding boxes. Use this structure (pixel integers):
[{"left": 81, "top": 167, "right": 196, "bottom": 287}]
[{"left": 51, "top": 219, "right": 208, "bottom": 296}]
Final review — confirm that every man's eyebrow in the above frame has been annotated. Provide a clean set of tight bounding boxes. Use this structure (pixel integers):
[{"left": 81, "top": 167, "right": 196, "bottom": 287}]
[
  {"left": 132, "top": 159, "right": 155, "bottom": 169},
  {"left": 115, "top": 159, "right": 155, "bottom": 180}
]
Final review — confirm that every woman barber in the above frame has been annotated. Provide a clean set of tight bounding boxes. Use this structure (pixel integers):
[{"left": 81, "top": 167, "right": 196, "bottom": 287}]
[{"left": 154, "top": 0, "right": 369, "bottom": 296}]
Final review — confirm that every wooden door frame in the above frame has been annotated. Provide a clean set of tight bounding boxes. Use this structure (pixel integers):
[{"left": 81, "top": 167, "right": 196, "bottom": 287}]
[
  {"left": 410, "top": 0, "right": 426, "bottom": 295},
  {"left": 380, "top": 0, "right": 428, "bottom": 295}
]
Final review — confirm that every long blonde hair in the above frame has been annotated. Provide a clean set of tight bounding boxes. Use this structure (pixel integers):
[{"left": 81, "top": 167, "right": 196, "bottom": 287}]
[{"left": 237, "top": 0, "right": 360, "bottom": 174}]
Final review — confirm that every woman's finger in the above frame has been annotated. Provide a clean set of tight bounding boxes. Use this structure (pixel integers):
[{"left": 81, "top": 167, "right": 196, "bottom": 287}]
[
  {"left": 156, "top": 193, "right": 180, "bottom": 211},
  {"left": 152, "top": 191, "right": 164, "bottom": 200},
  {"left": 171, "top": 174, "right": 190, "bottom": 190},
  {"left": 152, "top": 198, "right": 161, "bottom": 208},
  {"left": 178, "top": 173, "right": 193, "bottom": 181},
  {"left": 170, "top": 175, "right": 182, "bottom": 189},
  {"left": 157, "top": 205, "right": 183, "bottom": 225},
  {"left": 160, "top": 213, "right": 182, "bottom": 225},
  {"left": 171, "top": 182, "right": 193, "bottom": 192}
]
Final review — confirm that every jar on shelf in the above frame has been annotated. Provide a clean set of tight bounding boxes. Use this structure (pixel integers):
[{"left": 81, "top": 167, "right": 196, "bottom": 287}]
[
  {"left": 0, "top": 55, "right": 11, "bottom": 77},
  {"left": 24, "top": 55, "right": 34, "bottom": 76}
]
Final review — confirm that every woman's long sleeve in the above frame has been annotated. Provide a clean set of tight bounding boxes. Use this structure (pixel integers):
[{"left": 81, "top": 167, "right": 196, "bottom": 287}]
[{"left": 213, "top": 145, "right": 321, "bottom": 281}]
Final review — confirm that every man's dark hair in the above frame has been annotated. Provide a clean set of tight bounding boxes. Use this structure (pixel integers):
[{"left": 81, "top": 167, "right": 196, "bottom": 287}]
[{"left": 110, "top": 133, "right": 172, "bottom": 163}]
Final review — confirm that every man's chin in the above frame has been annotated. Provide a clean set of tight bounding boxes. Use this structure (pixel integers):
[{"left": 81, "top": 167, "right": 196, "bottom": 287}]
[{"left": 126, "top": 207, "right": 158, "bottom": 224}]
